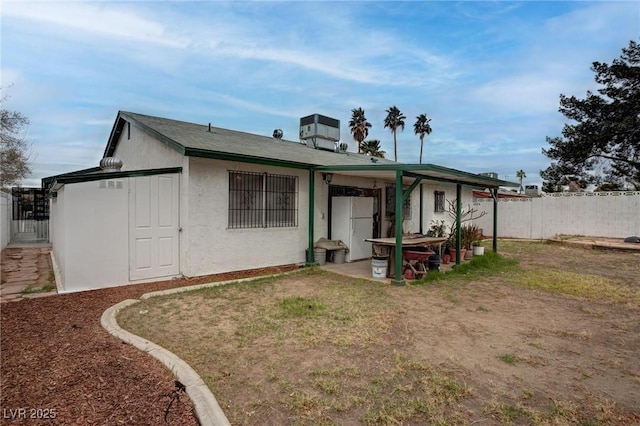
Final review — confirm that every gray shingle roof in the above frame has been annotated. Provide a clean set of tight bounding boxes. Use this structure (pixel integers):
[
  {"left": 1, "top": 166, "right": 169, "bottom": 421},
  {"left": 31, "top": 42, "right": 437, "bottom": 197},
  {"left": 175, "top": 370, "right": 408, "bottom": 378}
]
[
  {"left": 101, "top": 111, "right": 518, "bottom": 188},
  {"left": 118, "top": 111, "right": 398, "bottom": 168}
]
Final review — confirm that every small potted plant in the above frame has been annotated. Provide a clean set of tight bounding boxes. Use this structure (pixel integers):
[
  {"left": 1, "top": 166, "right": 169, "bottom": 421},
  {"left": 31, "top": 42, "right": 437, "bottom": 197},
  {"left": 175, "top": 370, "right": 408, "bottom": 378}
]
[
  {"left": 472, "top": 240, "right": 485, "bottom": 256},
  {"left": 461, "top": 224, "right": 480, "bottom": 260},
  {"left": 448, "top": 235, "right": 466, "bottom": 262}
]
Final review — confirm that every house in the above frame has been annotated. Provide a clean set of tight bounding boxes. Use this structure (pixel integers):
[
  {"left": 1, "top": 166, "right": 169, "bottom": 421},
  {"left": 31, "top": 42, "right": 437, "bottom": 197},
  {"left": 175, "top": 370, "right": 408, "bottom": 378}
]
[{"left": 44, "top": 111, "right": 516, "bottom": 293}]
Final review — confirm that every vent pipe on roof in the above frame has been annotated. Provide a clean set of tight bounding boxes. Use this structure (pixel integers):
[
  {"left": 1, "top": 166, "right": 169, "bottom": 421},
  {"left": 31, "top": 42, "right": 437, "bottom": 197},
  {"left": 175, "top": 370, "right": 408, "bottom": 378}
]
[
  {"left": 100, "top": 157, "right": 123, "bottom": 172},
  {"left": 208, "top": 123, "right": 211, "bottom": 132}
]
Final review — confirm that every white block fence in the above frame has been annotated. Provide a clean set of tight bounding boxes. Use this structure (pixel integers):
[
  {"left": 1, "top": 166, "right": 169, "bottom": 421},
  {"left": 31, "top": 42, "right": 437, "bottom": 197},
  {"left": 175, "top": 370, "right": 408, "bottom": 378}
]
[
  {"left": 474, "top": 192, "right": 640, "bottom": 240},
  {"left": 0, "top": 191, "right": 10, "bottom": 251}
]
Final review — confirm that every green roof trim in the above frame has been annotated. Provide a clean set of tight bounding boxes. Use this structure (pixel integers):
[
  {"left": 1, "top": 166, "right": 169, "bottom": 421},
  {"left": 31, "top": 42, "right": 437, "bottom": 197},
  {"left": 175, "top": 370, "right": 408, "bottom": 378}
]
[
  {"left": 314, "top": 164, "right": 518, "bottom": 188},
  {"left": 184, "top": 147, "right": 312, "bottom": 170},
  {"left": 42, "top": 166, "right": 102, "bottom": 189},
  {"left": 50, "top": 167, "right": 182, "bottom": 190}
]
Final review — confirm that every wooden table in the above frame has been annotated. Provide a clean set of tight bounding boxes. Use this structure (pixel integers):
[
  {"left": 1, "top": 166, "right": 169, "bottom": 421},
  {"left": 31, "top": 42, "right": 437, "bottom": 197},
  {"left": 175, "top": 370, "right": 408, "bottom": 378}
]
[{"left": 364, "top": 236, "right": 448, "bottom": 278}]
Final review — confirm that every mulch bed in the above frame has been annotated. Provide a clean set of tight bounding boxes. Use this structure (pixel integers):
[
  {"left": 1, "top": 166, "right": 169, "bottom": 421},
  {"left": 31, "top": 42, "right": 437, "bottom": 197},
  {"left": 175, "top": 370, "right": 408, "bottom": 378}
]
[{"left": 1, "top": 265, "right": 299, "bottom": 425}]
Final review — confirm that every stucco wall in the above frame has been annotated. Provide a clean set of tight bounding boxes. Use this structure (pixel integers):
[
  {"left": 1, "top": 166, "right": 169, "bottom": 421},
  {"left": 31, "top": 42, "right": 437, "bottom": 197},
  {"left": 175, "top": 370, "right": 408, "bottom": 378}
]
[
  {"left": 418, "top": 183, "right": 481, "bottom": 236},
  {"left": 0, "top": 191, "right": 10, "bottom": 251},
  {"left": 182, "top": 157, "right": 313, "bottom": 276},
  {"left": 54, "top": 179, "right": 130, "bottom": 292},
  {"left": 474, "top": 192, "right": 640, "bottom": 239},
  {"left": 112, "top": 121, "right": 184, "bottom": 171}
]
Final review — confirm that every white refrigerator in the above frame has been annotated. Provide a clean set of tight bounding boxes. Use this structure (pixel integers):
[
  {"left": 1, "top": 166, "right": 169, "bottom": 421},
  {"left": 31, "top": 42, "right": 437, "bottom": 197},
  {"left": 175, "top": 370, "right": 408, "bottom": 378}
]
[{"left": 331, "top": 197, "right": 374, "bottom": 262}]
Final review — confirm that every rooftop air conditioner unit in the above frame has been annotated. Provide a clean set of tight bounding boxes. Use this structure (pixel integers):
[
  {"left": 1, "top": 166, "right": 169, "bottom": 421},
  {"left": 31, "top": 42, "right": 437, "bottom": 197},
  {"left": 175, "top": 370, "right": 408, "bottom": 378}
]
[
  {"left": 300, "top": 114, "right": 340, "bottom": 151},
  {"left": 479, "top": 172, "right": 499, "bottom": 179}
]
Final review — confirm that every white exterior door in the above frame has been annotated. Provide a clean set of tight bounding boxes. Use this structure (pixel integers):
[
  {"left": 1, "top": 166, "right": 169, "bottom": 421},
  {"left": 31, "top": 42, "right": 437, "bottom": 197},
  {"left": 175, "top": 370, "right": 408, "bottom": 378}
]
[{"left": 129, "top": 174, "right": 180, "bottom": 281}]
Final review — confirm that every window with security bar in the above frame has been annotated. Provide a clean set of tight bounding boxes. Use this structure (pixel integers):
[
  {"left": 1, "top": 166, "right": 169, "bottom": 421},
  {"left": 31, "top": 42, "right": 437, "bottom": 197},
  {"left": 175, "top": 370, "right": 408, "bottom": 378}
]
[
  {"left": 228, "top": 171, "right": 298, "bottom": 228},
  {"left": 385, "top": 185, "right": 411, "bottom": 219},
  {"left": 434, "top": 191, "right": 446, "bottom": 212}
]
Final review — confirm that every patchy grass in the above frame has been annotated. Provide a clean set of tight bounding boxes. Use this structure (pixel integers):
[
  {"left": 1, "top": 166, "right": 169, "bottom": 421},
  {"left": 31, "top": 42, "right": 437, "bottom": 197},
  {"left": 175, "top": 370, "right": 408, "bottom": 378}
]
[
  {"left": 415, "top": 251, "right": 519, "bottom": 286},
  {"left": 118, "top": 242, "right": 639, "bottom": 425},
  {"left": 277, "top": 296, "right": 327, "bottom": 318},
  {"left": 498, "top": 353, "right": 517, "bottom": 365},
  {"left": 554, "top": 234, "right": 586, "bottom": 240},
  {"left": 417, "top": 243, "right": 639, "bottom": 307},
  {"left": 512, "top": 269, "right": 640, "bottom": 305},
  {"left": 119, "top": 270, "right": 478, "bottom": 424},
  {"left": 21, "top": 283, "right": 56, "bottom": 294}
]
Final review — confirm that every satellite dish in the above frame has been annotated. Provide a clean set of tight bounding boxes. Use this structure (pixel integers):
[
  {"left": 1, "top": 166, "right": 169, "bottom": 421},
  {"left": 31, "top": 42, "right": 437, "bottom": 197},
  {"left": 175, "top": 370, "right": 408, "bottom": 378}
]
[{"left": 273, "top": 129, "right": 283, "bottom": 139}]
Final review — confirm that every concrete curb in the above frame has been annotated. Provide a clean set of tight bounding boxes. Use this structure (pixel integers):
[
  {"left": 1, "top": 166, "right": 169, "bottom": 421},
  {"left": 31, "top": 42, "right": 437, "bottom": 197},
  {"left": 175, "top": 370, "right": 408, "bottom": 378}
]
[
  {"left": 101, "top": 299, "right": 231, "bottom": 426},
  {"left": 100, "top": 270, "right": 298, "bottom": 426}
]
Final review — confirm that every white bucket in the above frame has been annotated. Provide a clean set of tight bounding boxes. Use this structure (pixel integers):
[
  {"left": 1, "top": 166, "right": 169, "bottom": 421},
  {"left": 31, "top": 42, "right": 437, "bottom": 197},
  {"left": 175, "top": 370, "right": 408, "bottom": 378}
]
[
  {"left": 371, "top": 256, "right": 388, "bottom": 279},
  {"left": 332, "top": 249, "right": 346, "bottom": 264},
  {"left": 314, "top": 248, "right": 327, "bottom": 266}
]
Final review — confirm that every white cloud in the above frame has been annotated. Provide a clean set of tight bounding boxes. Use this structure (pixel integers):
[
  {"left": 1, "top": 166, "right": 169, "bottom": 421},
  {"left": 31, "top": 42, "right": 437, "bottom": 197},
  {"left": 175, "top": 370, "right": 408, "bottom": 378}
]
[
  {"left": 4, "top": 1, "right": 637, "bottom": 186},
  {"left": 469, "top": 74, "right": 565, "bottom": 115},
  {"left": 3, "top": 1, "right": 189, "bottom": 48}
]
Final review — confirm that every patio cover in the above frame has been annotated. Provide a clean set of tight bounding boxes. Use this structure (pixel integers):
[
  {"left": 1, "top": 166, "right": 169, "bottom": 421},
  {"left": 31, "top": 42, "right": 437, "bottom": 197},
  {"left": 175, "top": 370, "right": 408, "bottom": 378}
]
[{"left": 309, "top": 163, "right": 519, "bottom": 285}]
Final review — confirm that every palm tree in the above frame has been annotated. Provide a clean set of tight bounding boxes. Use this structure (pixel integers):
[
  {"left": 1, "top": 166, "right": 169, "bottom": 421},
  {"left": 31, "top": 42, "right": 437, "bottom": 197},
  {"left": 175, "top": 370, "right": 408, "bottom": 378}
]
[
  {"left": 384, "top": 106, "right": 406, "bottom": 162},
  {"left": 516, "top": 170, "right": 527, "bottom": 194},
  {"left": 413, "top": 113, "right": 432, "bottom": 164},
  {"left": 359, "top": 139, "right": 386, "bottom": 158},
  {"left": 348, "top": 108, "right": 371, "bottom": 154}
]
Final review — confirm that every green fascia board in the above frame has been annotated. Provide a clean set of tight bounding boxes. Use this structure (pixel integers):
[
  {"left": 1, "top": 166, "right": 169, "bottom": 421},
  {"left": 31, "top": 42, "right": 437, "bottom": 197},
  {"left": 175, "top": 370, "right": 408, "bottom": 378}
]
[
  {"left": 103, "top": 114, "right": 127, "bottom": 158},
  {"left": 42, "top": 166, "right": 102, "bottom": 189},
  {"left": 402, "top": 171, "right": 495, "bottom": 188},
  {"left": 52, "top": 167, "right": 182, "bottom": 187},
  {"left": 314, "top": 163, "right": 518, "bottom": 188},
  {"left": 184, "top": 147, "right": 312, "bottom": 170}
]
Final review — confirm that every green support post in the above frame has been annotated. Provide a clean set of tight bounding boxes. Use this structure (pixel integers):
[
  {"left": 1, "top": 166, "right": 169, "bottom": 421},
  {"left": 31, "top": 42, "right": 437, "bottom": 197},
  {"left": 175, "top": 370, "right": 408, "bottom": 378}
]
[
  {"left": 307, "top": 169, "right": 316, "bottom": 265},
  {"left": 419, "top": 183, "right": 423, "bottom": 235},
  {"left": 492, "top": 187, "right": 498, "bottom": 253},
  {"left": 392, "top": 169, "right": 405, "bottom": 286},
  {"left": 456, "top": 184, "right": 462, "bottom": 265}
]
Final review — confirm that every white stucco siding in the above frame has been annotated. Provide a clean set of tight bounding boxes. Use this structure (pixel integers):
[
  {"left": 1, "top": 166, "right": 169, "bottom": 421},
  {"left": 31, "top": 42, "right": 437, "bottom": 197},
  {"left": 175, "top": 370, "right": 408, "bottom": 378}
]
[
  {"left": 50, "top": 189, "right": 66, "bottom": 286},
  {"left": 0, "top": 191, "right": 10, "bottom": 251},
  {"left": 183, "top": 158, "right": 312, "bottom": 277},
  {"left": 419, "top": 183, "right": 483, "bottom": 235},
  {"left": 112, "top": 121, "right": 184, "bottom": 171},
  {"left": 57, "top": 179, "right": 129, "bottom": 292}
]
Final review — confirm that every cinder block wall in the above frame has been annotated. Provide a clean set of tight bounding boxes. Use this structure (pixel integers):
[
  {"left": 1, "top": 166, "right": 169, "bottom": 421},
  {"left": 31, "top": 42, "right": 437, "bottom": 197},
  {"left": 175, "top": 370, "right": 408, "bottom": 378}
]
[{"left": 475, "top": 192, "right": 640, "bottom": 239}]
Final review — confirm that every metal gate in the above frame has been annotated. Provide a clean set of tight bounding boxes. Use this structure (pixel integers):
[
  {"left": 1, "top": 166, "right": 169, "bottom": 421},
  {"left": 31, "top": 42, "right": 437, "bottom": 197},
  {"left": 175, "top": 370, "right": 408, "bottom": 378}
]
[{"left": 11, "top": 187, "right": 49, "bottom": 243}]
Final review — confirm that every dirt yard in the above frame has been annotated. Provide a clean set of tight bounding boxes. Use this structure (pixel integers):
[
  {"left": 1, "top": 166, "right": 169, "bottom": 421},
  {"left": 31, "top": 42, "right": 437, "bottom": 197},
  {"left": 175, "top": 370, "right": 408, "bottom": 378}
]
[
  {"left": 118, "top": 241, "right": 640, "bottom": 425},
  {"left": 0, "top": 263, "right": 298, "bottom": 425}
]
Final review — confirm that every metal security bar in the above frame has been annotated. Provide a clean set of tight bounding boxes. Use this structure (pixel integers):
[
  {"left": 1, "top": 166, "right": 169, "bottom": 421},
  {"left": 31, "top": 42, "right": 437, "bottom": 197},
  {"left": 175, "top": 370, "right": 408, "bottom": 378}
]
[
  {"left": 434, "top": 191, "right": 445, "bottom": 212},
  {"left": 10, "top": 187, "right": 50, "bottom": 242},
  {"left": 228, "top": 171, "right": 298, "bottom": 229},
  {"left": 385, "top": 185, "right": 411, "bottom": 219}
]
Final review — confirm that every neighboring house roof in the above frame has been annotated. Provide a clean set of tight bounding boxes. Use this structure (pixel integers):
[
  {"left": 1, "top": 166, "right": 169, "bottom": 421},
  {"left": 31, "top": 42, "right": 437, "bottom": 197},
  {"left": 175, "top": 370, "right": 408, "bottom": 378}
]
[
  {"left": 101, "top": 111, "right": 518, "bottom": 189},
  {"left": 473, "top": 190, "right": 529, "bottom": 199}
]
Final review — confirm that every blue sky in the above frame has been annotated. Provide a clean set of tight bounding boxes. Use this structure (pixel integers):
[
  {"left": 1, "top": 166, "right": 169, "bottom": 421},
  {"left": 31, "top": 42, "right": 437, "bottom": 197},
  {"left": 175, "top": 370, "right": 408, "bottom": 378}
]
[{"left": 2, "top": 1, "right": 638, "bottom": 188}]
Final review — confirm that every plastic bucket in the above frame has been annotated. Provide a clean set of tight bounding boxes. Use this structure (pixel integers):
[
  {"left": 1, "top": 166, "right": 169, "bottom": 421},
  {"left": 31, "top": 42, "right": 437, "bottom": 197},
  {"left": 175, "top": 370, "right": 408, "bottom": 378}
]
[
  {"left": 313, "top": 248, "right": 327, "bottom": 266},
  {"left": 428, "top": 255, "right": 441, "bottom": 271},
  {"left": 332, "top": 249, "right": 346, "bottom": 264},
  {"left": 371, "top": 256, "right": 388, "bottom": 279}
]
